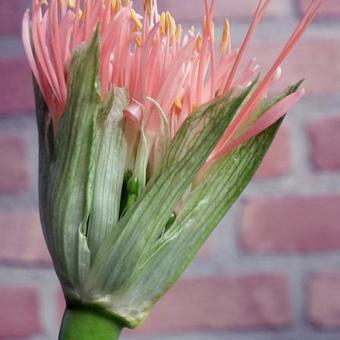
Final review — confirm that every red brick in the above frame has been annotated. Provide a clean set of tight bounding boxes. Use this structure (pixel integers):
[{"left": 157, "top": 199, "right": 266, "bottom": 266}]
[
  {"left": 247, "top": 40, "right": 340, "bottom": 96},
  {"left": 0, "top": 59, "right": 34, "bottom": 115},
  {"left": 241, "top": 196, "right": 340, "bottom": 253},
  {"left": 256, "top": 126, "right": 291, "bottom": 178},
  {"left": 0, "top": 135, "right": 29, "bottom": 192},
  {"left": 0, "top": 0, "right": 30, "bottom": 36},
  {"left": 308, "top": 273, "right": 340, "bottom": 328},
  {"left": 298, "top": 0, "right": 340, "bottom": 20},
  {"left": 0, "top": 210, "right": 52, "bottom": 264},
  {"left": 309, "top": 116, "right": 340, "bottom": 171},
  {"left": 133, "top": 1, "right": 288, "bottom": 22},
  {"left": 0, "top": 287, "right": 41, "bottom": 338},
  {"left": 123, "top": 275, "right": 290, "bottom": 334}
]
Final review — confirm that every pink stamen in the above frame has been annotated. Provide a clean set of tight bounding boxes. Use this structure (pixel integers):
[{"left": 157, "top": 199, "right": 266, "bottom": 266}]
[
  {"left": 222, "top": 0, "right": 271, "bottom": 94},
  {"left": 210, "top": 89, "right": 305, "bottom": 161},
  {"left": 22, "top": 0, "right": 323, "bottom": 174},
  {"left": 204, "top": 0, "right": 216, "bottom": 97},
  {"left": 218, "top": 0, "right": 322, "bottom": 152}
]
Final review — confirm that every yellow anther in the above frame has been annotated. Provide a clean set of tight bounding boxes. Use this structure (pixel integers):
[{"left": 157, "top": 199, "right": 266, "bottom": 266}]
[
  {"left": 166, "top": 12, "right": 176, "bottom": 36},
  {"left": 112, "top": 0, "right": 121, "bottom": 12},
  {"left": 160, "top": 12, "right": 166, "bottom": 35},
  {"left": 174, "top": 97, "right": 183, "bottom": 110},
  {"left": 144, "top": 0, "right": 153, "bottom": 17},
  {"left": 175, "top": 24, "right": 183, "bottom": 42},
  {"left": 135, "top": 35, "right": 143, "bottom": 48},
  {"left": 67, "top": 0, "right": 76, "bottom": 7},
  {"left": 221, "top": 19, "right": 230, "bottom": 53},
  {"left": 131, "top": 9, "right": 142, "bottom": 30},
  {"left": 195, "top": 35, "right": 203, "bottom": 51}
]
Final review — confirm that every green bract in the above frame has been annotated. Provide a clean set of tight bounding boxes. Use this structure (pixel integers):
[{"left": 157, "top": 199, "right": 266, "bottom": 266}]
[{"left": 35, "top": 32, "right": 299, "bottom": 328}]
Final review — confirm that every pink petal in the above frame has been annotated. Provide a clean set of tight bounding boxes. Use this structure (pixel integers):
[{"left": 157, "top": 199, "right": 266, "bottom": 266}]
[
  {"left": 125, "top": 102, "right": 143, "bottom": 124},
  {"left": 22, "top": 11, "right": 39, "bottom": 81},
  {"left": 212, "top": 89, "right": 305, "bottom": 160}
]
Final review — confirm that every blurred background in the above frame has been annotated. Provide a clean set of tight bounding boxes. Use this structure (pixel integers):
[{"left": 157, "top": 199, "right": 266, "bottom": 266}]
[{"left": 0, "top": 0, "right": 339, "bottom": 339}]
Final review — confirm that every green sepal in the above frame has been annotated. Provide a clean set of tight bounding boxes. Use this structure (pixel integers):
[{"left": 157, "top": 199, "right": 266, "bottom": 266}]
[
  {"left": 88, "top": 81, "right": 302, "bottom": 327},
  {"left": 133, "top": 119, "right": 149, "bottom": 194},
  {"left": 87, "top": 88, "right": 128, "bottom": 261},
  {"left": 33, "top": 77, "right": 55, "bottom": 255},
  {"left": 115, "top": 118, "right": 283, "bottom": 327},
  {"left": 85, "top": 82, "right": 257, "bottom": 320},
  {"left": 43, "top": 29, "right": 102, "bottom": 295}
]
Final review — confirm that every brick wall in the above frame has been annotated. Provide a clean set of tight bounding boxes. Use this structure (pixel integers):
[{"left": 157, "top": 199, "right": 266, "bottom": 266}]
[{"left": 0, "top": 1, "right": 339, "bottom": 339}]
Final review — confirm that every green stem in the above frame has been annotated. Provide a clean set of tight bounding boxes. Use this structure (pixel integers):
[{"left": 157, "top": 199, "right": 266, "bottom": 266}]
[{"left": 58, "top": 306, "right": 123, "bottom": 340}]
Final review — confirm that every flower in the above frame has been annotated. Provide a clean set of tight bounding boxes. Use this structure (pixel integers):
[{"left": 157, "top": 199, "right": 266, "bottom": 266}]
[
  {"left": 23, "top": 0, "right": 321, "bottom": 180},
  {"left": 23, "top": 0, "right": 323, "bottom": 332}
]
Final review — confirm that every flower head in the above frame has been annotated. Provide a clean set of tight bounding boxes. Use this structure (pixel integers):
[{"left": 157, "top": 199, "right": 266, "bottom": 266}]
[{"left": 23, "top": 0, "right": 323, "bottom": 328}]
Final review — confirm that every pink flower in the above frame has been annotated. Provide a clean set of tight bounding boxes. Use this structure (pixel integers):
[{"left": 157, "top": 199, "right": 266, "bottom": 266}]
[{"left": 22, "top": 0, "right": 322, "bottom": 175}]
